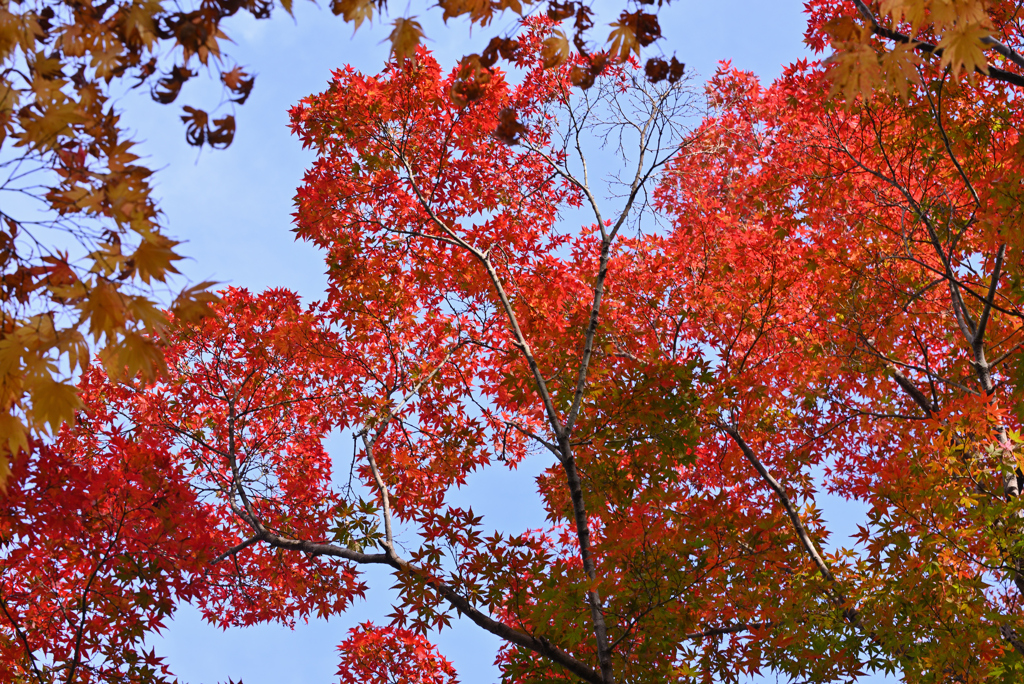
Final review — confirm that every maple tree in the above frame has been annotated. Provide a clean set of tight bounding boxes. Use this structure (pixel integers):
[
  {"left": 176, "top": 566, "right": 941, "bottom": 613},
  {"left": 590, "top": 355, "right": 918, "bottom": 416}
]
[{"left": 5, "top": 10, "right": 1024, "bottom": 684}]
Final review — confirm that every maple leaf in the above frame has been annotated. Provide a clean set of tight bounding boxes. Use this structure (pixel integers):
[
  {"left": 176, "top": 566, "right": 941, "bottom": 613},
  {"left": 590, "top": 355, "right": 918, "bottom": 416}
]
[
  {"left": 337, "top": 623, "right": 457, "bottom": 684},
  {"left": 81, "top": 280, "right": 128, "bottom": 342},
  {"left": 25, "top": 375, "right": 81, "bottom": 434},
  {"left": 440, "top": 0, "right": 494, "bottom": 25},
  {"left": 541, "top": 29, "right": 570, "bottom": 68},
  {"left": 332, "top": 0, "right": 375, "bottom": 30},
  {"left": 607, "top": 21, "right": 638, "bottom": 61},
  {"left": 494, "top": 107, "right": 527, "bottom": 144},
  {"left": 388, "top": 17, "right": 424, "bottom": 64},
  {"left": 131, "top": 233, "right": 184, "bottom": 284},
  {"left": 171, "top": 281, "right": 221, "bottom": 323},
  {"left": 826, "top": 40, "right": 882, "bottom": 102},
  {"left": 937, "top": 22, "right": 991, "bottom": 78},
  {"left": 928, "top": 0, "right": 989, "bottom": 29},
  {"left": 181, "top": 105, "right": 210, "bottom": 146},
  {"left": 100, "top": 331, "right": 166, "bottom": 382},
  {"left": 221, "top": 66, "right": 255, "bottom": 104},
  {"left": 879, "top": 0, "right": 927, "bottom": 30},
  {"left": 880, "top": 42, "right": 922, "bottom": 100},
  {"left": 208, "top": 115, "right": 236, "bottom": 149},
  {"left": 0, "top": 413, "right": 29, "bottom": 470}
]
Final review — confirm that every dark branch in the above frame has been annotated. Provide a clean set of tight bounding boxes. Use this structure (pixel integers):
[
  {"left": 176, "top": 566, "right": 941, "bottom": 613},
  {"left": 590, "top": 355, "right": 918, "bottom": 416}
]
[{"left": 684, "top": 622, "right": 770, "bottom": 640}]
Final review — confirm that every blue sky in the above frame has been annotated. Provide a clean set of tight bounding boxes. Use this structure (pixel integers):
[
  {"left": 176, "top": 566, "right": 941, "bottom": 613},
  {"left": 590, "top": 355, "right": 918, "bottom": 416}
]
[{"left": 124, "top": 3, "right": 897, "bottom": 682}]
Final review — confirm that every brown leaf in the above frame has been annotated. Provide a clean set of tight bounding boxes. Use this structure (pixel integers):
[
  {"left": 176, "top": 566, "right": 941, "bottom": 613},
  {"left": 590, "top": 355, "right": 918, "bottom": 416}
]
[
  {"left": 171, "top": 281, "right": 220, "bottom": 324},
  {"left": 221, "top": 66, "right": 255, "bottom": 104},
  {"left": 181, "top": 105, "right": 209, "bottom": 147},
  {"left": 644, "top": 56, "right": 684, "bottom": 83},
  {"left": 207, "top": 115, "right": 235, "bottom": 149},
  {"left": 152, "top": 65, "right": 195, "bottom": 104},
  {"left": 450, "top": 55, "right": 492, "bottom": 106},
  {"left": 494, "top": 108, "right": 527, "bottom": 145},
  {"left": 569, "top": 65, "right": 595, "bottom": 89},
  {"left": 131, "top": 233, "right": 183, "bottom": 284},
  {"left": 331, "top": 0, "right": 374, "bottom": 30},
  {"left": 546, "top": 0, "right": 576, "bottom": 21}
]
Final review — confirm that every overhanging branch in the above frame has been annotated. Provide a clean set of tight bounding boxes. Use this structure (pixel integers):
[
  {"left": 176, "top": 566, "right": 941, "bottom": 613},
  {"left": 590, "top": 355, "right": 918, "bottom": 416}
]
[{"left": 851, "top": 0, "right": 1024, "bottom": 89}]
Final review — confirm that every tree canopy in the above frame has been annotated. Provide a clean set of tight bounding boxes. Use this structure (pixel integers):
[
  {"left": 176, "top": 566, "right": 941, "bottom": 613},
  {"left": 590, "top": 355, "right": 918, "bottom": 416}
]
[
  {"left": 4, "top": 2, "right": 1024, "bottom": 683},
  {"left": 3, "top": 0, "right": 1020, "bottom": 487}
]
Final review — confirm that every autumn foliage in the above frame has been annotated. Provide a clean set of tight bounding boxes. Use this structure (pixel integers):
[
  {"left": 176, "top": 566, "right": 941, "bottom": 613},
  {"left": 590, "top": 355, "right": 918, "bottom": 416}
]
[{"left": 4, "top": 4, "right": 1024, "bottom": 684}]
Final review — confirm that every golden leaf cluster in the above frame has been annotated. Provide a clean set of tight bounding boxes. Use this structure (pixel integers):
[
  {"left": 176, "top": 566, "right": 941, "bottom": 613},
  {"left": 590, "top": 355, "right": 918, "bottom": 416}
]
[{"left": 826, "top": 0, "right": 1014, "bottom": 100}]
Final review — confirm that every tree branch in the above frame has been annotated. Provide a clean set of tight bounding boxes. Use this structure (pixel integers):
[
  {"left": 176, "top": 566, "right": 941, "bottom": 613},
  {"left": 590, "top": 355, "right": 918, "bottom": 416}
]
[
  {"left": 257, "top": 527, "right": 603, "bottom": 684},
  {"left": 973, "top": 244, "right": 1005, "bottom": 358},
  {"left": 717, "top": 423, "right": 861, "bottom": 628},
  {"left": 683, "top": 622, "right": 770, "bottom": 640},
  {"left": 392, "top": 147, "right": 567, "bottom": 443},
  {"left": 211, "top": 534, "right": 263, "bottom": 564},
  {"left": 889, "top": 365, "right": 937, "bottom": 417},
  {"left": 0, "top": 590, "right": 46, "bottom": 684}
]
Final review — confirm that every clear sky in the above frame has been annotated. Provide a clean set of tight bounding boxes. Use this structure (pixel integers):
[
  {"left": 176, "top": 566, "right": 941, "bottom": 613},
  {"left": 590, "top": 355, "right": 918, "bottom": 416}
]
[{"left": 126, "top": 3, "right": 896, "bottom": 682}]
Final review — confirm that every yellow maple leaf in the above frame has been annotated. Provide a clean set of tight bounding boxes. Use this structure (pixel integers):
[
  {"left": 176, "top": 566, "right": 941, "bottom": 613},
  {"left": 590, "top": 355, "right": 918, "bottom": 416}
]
[
  {"left": 131, "top": 233, "right": 183, "bottom": 284},
  {"left": 826, "top": 41, "right": 883, "bottom": 102},
  {"left": 100, "top": 330, "right": 166, "bottom": 382},
  {"left": 17, "top": 99, "right": 83, "bottom": 152},
  {"left": 57, "top": 22, "right": 86, "bottom": 58},
  {"left": 89, "top": 240, "right": 128, "bottom": 277},
  {"left": 0, "top": 412, "right": 28, "bottom": 489},
  {"left": 56, "top": 329, "right": 90, "bottom": 375},
  {"left": 90, "top": 43, "right": 124, "bottom": 80},
  {"left": 440, "top": 0, "right": 494, "bottom": 24},
  {"left": 0, "top": 337, "right": 24, "bottom": 381},
  {"left": 881, "top": 42, "right": 922, "bottom": 100},
  {"left": 80, "top": 280, "right": 127, "bottom": 342},
  {"left": 938, "top": 22, "right": 990, "bottom": 78},
  {"left": 5, "top": 315, "right": 60, "bottom": 360},
  {"left": 879, "top": 0, "right": 927, "bottom": 31},
  {"left": 125, "top": 295, "right": 169, "bottom": 336},
  {"left": 123, "top": 0, "right": 160, "bottom": 50},
  {"left": 26, "top": 375, "right": 81, "bottom": 435},
  {"left": 388, "top": 17, "right": 424, "bottom": 64},
  {"left": 171, "top": 281, "right": 220, "bottom": 324},
  {"left": 930, "top": 0, "right": 989, "bottom": 31}
]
